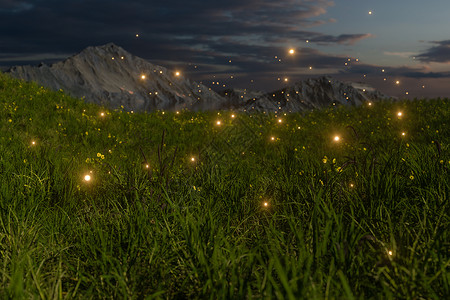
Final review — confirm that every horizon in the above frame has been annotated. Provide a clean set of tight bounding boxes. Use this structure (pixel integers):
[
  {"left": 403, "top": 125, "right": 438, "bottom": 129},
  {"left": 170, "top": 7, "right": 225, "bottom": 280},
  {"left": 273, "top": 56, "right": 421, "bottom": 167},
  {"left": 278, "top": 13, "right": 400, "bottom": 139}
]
[{"left": 1, "top": 1, "right": 450, "bottom": 98}]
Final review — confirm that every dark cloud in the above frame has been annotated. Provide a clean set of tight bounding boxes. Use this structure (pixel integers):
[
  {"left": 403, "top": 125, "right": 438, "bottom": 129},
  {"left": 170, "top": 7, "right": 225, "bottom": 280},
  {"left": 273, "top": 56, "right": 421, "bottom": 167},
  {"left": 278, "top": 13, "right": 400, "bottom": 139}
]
[
  {"left": 0, "top": 0, "right": 33, "bottom": 13},
  {"left": 310, "top": 33, "right": 373, "bottom": 45},
  {"left": 416, "top": 40, "right": 450, "bottom": 63}
]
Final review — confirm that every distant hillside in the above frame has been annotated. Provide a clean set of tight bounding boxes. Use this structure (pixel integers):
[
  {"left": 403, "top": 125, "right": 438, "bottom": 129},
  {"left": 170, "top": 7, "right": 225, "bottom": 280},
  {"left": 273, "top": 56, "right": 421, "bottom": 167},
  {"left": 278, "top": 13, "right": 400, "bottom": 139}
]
[{"left": 240, "top": 76, "right": 393, "bottom": 113}]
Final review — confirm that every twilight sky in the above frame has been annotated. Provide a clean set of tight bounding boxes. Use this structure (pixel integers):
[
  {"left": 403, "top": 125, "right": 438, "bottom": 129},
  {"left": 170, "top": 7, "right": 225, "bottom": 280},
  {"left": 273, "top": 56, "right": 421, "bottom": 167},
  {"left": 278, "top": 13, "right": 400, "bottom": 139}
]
[{"left": 1, "top": 0, "right": 450, "bottom": 98}]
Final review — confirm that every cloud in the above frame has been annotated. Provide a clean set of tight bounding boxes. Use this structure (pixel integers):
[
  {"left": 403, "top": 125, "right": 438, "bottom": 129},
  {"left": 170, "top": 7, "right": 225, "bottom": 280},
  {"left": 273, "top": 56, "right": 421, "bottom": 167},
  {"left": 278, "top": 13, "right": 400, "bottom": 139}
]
[
  {"left": 416, "top": 40, "right": 450, "bottom": 63},
  {"left": 0, "top": 0, "right": 33, "bottom": 13},
  {"left": 0, "top": 53, "right": 71, "bottom": 62},
  {"left": 383, "top": 51, "right": 417, "bottom": 58},
  {"left": 310, "top": 33, "right": 373, "bottom": 45}
]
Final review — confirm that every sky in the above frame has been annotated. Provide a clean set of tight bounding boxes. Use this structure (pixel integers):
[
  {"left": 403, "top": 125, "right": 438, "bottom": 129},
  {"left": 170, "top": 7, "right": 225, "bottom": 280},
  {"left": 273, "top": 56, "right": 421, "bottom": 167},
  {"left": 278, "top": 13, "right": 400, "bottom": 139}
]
[{"left": 1, "top": 0, "right": 450, "bottom": 98}]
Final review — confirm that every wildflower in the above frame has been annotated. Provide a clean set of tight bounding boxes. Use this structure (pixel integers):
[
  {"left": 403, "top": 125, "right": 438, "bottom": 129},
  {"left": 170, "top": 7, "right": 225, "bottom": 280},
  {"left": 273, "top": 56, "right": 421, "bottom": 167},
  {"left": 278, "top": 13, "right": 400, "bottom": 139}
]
[
  {"left": 409, "top": 175, "right": 414, "bottom": 180},
  {"left": 97, "top": 153, "right": 102, "bottom": 157},
  {"left": 322, "top": 156, "right": 328, "bottom": 164}
]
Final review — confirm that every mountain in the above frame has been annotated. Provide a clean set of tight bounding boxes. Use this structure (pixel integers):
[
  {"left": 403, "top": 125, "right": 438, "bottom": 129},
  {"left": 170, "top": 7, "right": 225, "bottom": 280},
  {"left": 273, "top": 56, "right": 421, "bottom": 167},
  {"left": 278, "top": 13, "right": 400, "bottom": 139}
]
[
  {"left": 240, "top": 76, "right": 393, "bottom": 113},
  {"left": 6, "top": 43, "right": 392, "bottom": 113},
  {"left": 6, "top": 43, "right": 227, "bottom": 111}
]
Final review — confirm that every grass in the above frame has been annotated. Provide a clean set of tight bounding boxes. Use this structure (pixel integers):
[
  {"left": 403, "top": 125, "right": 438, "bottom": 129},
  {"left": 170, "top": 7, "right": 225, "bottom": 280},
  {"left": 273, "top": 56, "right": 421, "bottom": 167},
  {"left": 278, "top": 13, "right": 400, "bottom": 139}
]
[{"left": 0, "top": 71, "right": 449, "bottom": 299}]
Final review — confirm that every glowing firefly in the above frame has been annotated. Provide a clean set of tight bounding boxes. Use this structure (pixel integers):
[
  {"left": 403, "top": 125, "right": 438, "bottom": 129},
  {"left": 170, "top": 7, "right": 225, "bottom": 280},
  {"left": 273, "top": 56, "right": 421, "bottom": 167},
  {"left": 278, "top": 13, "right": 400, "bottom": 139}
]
[
  {"left": 175, "top": 71, "right": 180, "bottom": 76},
  {"left": 191, "top": 157, "right": 195, "bottom": 162},
  {"left": 84, "top": 174, "right": 91, "bottom": 182},
  {"left": 289, "top": 48, "right": 295, "bottom": 55},
  {"left": 388, "top": 250, "right": 393, "bottom": 256},
  {"left": 397, "top": 112, "right": 403, "bottom": 117},
  {"left": 396, "top": 80, "right": 400, "bottom": 85},
  {"left": 369, "top": 11, "right": 372, "bottom": 15},
  {"left": 216, "top": 121, "right": 221, "bottom": 125},
  {"left": 401, "top": 132, "right": 406, "bottom": 136},
  {"left": 334, "top": 136, "right": 340, "bottom": 142},
  {"left": 31, "top": 140, "right": 36, "bottom": 146},
  {"left": 100, "top": 112, "right": 105, "bottom": 117},
  {"left": 263, "top": 202, "right": 269, "bottom": 207},
  {"left": 141, "top": 75, "right": 146, "bottom": 80}
]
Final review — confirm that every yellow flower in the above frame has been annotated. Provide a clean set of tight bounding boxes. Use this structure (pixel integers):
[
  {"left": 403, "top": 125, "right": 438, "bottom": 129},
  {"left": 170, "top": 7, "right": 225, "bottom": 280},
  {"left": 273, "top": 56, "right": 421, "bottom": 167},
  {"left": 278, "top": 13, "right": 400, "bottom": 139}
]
[
  {"left": 336, "top": 167, "right": 342, "bottom": 173},
  {"left": 322, "top": 156, "right": 328, "bottom": 164},
  {"left": 97, "top": 153, "right": 101, "bottom": 157},
  {"left": 409, "top": 175, "right": 414, "bottom": 180},
  {"left": 332, "top": 158, "right": 336, "bottom": 164},
  {"left": 85, "top": 131, "right": 88, "bottom": 135}
]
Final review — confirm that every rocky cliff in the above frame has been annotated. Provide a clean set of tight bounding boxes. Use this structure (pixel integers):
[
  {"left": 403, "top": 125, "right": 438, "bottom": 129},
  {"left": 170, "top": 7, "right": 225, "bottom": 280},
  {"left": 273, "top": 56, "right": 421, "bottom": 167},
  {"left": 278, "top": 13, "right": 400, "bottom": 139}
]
[{"left": 7, "top": 43, "right": 227, "bottom": 111}]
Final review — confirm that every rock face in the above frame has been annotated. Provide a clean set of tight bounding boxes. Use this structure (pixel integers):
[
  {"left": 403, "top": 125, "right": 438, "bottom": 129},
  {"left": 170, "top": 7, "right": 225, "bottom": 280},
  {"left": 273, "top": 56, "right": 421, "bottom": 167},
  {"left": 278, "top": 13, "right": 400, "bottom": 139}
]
[
  {"left": 240, "top": 76, "right": 393, "bottom": 113},
  {"left": 6, "top": 43, "right": 392, "bottom": 112},
  {"left": 7, "top": 43, "right": 228, "bottom": 111}
]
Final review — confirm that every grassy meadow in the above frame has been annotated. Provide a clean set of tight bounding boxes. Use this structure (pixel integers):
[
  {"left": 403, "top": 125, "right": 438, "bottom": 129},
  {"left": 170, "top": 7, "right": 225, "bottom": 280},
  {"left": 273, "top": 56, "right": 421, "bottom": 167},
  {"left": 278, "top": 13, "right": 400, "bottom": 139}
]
[{"left": 0, "top": 71, "right": 449, "bottom": 299}]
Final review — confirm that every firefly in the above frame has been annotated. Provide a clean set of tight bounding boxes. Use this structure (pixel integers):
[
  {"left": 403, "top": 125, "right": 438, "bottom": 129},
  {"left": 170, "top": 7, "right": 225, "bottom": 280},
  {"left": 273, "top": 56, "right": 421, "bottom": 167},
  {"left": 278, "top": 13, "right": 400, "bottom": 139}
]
[
  {"left": 368, "top": 102, "right": 372, "bottom": 106},
  {"left": 396, "top": 80, "right": 400, "bottom": 85},
  {"left": 401, "top": 132, "right": 406, "bottom": 136},
  {"left": 263, "top": 202, "right": 269, "bottom": 207},
  {"left": 284, "top": 78, "right": 288, "bottom": 82},
  {"left": 141, "top": 75, "right": 146, "bottom": 80},
  {"left": 289, "top": 48, "right": 295, "bottom": 55},
  {"left": 388, "top": 250, "right": 393, "bottom": 256},
  {"left": 31, "top": 140, "right": 36, "bottom": 146},
  {"left": 100, "top": 112, "right": 105, "bottom": 117},
  {"left": 145, "top": 164, "right": 150, "bottom": 169},
  {"left": 271, "top": 136, "right": 275, "bottom": 141},
  {"left": 191, "top": 157, "right": 195, "bottom": 162},
  {"left": 84, "top": 174, "right": 91, "bottom": 182},
  {"left": 334, "top": 136, "right": 340, "bottom": 142},
  {"left": 216, "top": 121, "right": 221, "bottom": 125},
  {"left": 175, "top": 71, "right": 180, "bottom": 76},
  {"left": 278, "top": 119, "right": 282, "bottom": 123},
  {"left": 231, "top": 114, "right": 235, "bottom": 118},
  {"left": 369, "top": 11, "right": 372, "bottom": 15},
  {"left": 136, "top": 34, "right": 139, "bottom": 38},
  {"left": 397, "top": 112, "right": 403, "bottom": 117}
]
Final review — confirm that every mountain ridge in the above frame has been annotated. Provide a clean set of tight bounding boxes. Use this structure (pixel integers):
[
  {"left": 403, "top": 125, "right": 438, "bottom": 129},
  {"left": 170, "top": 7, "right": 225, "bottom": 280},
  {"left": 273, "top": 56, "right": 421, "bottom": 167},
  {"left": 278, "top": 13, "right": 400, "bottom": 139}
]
[{"left": 6, "top": 43, "right": 393, "bottom": 112}]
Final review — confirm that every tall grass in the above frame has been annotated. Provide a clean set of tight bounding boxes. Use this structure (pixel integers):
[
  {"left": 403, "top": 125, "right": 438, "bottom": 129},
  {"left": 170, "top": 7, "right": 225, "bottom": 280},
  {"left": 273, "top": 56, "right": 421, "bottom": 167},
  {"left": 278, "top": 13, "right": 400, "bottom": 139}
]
[{"left": 0, "top": 72, "right": 449, "bottom": 298}]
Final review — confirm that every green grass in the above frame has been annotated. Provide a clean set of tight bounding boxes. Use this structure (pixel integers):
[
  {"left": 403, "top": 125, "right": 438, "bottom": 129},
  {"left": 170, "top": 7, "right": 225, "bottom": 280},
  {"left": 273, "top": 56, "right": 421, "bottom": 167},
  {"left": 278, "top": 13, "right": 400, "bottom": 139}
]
[{"left": 0, "top": 71, "right": 449, "bottom": 299}]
